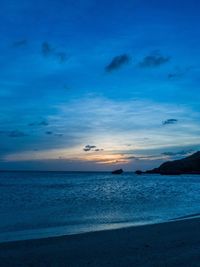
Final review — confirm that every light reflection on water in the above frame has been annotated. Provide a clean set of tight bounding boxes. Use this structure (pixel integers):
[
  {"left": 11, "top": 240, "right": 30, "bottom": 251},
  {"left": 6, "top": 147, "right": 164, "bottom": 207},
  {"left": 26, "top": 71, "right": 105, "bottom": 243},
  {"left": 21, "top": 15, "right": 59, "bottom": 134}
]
[{"left": 0, "top": 171, "right": 200, "bottom": 242}]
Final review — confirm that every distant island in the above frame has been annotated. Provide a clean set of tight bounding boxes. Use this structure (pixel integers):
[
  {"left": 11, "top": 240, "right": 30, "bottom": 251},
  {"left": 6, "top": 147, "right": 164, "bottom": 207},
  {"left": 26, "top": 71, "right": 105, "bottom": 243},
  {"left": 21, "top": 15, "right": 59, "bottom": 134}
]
[
  {"left": 136, "top": 151, "right": 200, "bottom": 175},
  {"left": 112, "top": 169, "right": 123, "bottom": 174}
]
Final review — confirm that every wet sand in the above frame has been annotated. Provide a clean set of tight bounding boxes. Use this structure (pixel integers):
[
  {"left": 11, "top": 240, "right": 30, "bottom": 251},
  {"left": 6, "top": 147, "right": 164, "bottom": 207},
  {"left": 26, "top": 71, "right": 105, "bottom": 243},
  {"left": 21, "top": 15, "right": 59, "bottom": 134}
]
[{"left": 0, "top": 218, "right": 200, "bottom": 266}]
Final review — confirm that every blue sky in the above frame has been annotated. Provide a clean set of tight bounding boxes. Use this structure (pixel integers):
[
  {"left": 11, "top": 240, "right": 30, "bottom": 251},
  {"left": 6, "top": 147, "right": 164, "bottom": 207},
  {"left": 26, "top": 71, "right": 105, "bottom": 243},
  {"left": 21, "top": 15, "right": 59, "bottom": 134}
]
[{"left": 0, "top": 0, "right": 200, "bottom": 171}]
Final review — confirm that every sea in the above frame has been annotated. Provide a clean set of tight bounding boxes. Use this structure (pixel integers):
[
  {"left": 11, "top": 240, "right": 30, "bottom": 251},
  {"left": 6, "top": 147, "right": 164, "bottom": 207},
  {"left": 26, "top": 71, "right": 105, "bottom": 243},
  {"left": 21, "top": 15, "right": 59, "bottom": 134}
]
[{"left": 0, "top": 171, "right": 200, "bottom": 243}]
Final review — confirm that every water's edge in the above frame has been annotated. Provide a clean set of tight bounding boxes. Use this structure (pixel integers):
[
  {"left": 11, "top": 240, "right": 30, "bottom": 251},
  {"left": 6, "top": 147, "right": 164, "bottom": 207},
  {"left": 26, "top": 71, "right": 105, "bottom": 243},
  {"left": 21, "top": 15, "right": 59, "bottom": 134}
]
[
  {"left": 0, "top": 172, "right": 200, "bottom": 243},
  {"left": 2, "top": 213, "right": 200, "bottom": 244}
]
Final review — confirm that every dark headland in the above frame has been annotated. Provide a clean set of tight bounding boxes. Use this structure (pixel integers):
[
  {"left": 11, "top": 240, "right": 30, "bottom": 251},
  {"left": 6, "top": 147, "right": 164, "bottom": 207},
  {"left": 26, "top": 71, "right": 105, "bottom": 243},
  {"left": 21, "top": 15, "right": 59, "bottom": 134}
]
[{"left": 136, "top": 151, "right": 200, "bottom": 175}]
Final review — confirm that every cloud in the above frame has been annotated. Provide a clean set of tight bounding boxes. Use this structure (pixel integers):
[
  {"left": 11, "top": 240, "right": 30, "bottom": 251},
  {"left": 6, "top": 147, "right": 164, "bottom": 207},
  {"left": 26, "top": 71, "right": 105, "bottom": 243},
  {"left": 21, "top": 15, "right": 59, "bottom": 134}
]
[
  {"left": 105, "top": 54, "right": 130, "bottom": 72},
  {"left": 41, "top": 42, "right": 67, "bottom": 63},
  {"left": 28, "top": 120, "right": 49, "bottom": 126},
  {"left": 139, "top": 51, "right": 170, "bottom": 68},
  {"left": 119, "top": 149, "right": 194, "bottom": 163},
  {"left": 41, "top": 42, "right": 54, "bottom": 57},
  {"left": 83, "top": 145, "right": 96, "bottom": 152},
  {"left": 12, "top": 39, "right": 27, "bottom": 48},
  {"left": 45, "top": 131, "right": 53, "bottom": 135},
  {"left": 168, "top": 67, "right": 191, "bottom": 80},
  {"left": 83, "top": 145, "right": 104, "bottom": 152},
  {"left": 3, "top": 97, "right": 200, "bottom": 168},
  {"left": 52, "top": 96, "right": 199, "bottom": 153},
  {"left": 0, "top": 130, "right": 27, "bottom": 138},
  {"left": 55, "top": 52, "right": 67, "bottom": 63},
  {"left": 168, "top": 72, "right": 183, "bottom": 79},
  {"left": 54, "top": 133, "right": 64, "bottom": 137},
  {"left": 124, "top": 155, "right": 161, "bottom": 161},
  {"left": 162, "top": 119, "right": 178, "bottom": 125},
  {"left": 162, "top": 150, "right": 193, "bottom": 157},
  {"left": 39, "top": 120, "right": 49, "bottom": 126},
  {"left": 8, "top": 130, "right": 27, "bottom": 138}
]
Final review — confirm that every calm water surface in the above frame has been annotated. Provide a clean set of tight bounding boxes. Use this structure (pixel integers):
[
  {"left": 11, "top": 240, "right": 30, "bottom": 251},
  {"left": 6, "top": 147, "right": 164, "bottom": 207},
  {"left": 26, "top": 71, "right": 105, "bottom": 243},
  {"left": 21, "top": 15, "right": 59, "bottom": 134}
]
[{"left": 0, "top": 171, "right": 200, "bottom": 242}]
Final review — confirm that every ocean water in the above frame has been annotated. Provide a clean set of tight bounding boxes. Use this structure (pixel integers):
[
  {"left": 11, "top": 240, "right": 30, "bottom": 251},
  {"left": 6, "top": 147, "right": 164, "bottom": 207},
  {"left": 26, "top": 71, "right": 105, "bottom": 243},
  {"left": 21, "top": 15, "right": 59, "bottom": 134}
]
[{"left": 0, "top": 171, "right": 200, "bottom": 242}]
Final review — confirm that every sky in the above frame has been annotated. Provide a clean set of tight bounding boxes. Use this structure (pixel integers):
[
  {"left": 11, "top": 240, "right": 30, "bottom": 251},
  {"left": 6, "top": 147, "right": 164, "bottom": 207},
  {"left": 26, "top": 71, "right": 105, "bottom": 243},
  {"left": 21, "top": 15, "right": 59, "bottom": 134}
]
[{"left": 0, "top": 0, "right": 200, "bottom": 171}]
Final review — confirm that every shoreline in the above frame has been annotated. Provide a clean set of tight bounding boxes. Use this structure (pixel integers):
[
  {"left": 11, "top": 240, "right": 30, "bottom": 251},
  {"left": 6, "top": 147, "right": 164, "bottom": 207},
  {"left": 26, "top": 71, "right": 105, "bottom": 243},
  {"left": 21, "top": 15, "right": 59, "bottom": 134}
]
[
  {"left": 1, "top": 213, "right": 200, "bottom": 244},
  {"left": 0, "top": 217, "right": 200, "bottom": 266}
]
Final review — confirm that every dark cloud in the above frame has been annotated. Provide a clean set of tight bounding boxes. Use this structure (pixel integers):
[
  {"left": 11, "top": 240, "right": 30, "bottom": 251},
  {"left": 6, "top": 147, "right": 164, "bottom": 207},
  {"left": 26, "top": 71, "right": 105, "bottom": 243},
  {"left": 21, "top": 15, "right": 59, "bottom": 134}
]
[
  {"left": 8, "top": 130, "right": 27, "bottom": 138},
  {"left": 168, "top": 72, "right": 183, "bottom": 79},
  {"left": 41, "top": 42, "right": 67, "bottom": 63},
  {"left": 12, "top": 39, "right": 27, "bottom": 47},
  {"left": 105, "top": 54, "right": 130, "bottom": 72},
  {"left": 83, "top": 145, "right": 104, "bottom": 152},
  {"left": 46, "top": 131, "right": 53, "bottom": 135},
  {"left": 167, "top": 66, "right": 194, "bottom": 80},
  {"left": 0, "top": 130, "right": 27, "bottom": 138},
  {"left": 139, "top": 51, "right": 170, "bottom": 68},
  {"left": 168, "top": 67, "right": 184, "bottom": 79},
  {"left": 39, "top": 120, "right": 49, "bottom": 126},
  {"left": 41, "top": 42, "right": 54, "bottom": 57},
  {"left": 167, "top": 67, "right": 191, "bottom": 80},
  {"left": 28, "top": 120, "right": 49, "bottom": 126},
  {"left": 83, "top": 145, "right": 96, "bottom": 152},
  {"left": 162, "top": 119, "right": 178, "bottom": 125}
]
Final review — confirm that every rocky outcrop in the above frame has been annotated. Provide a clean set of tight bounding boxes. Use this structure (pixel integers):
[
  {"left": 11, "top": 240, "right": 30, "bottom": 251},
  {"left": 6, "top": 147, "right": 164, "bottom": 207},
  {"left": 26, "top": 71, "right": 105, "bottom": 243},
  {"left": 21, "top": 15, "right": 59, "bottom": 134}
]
[
  {"left": 112, "top": 169, "right": 123, "bottom": 174},
  {"left": 135, "top": 151, "right": 200, "bottom": 175}
]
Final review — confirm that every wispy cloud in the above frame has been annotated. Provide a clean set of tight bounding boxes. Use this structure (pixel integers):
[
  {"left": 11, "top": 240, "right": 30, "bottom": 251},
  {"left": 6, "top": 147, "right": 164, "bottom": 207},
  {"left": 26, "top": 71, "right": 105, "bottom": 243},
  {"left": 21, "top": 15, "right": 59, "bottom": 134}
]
[
  {"left": 162, "top": 150, "right": 193, "bottom": 157},
  {"left": 2, "top": 97, "right": 200, "bottom": 168},
  {"left": 55, "top": 52, "right": 67, "bottom": 63},
  {"left": 0, "top": 130, "right": 28, "bottom": 138},
  {"left": 168, "top": 66, "right": 192, "bottom": 80},
  {"left": 28, "top": 120, "right": 49, "bottom": 126},
  {"left": 8, "top": 130, "right": 27, "bottom": 138},
  {"left": 162, "top": 119, "right": 178, "bottom": 125},
  {"left": 168, "top": 72, "right": 183, "bottom": 79},
  {"left": 41, "top": 42, "right": 67, "bottom": 63},
  {"left": 139, "top": 51, "right": 170, "bottom": 68},
  {"left": 54, "top": 133, "right": 64, "bottom": 137},
  {"left": 12, "top": 39, "right": 27, "bottom": 48},
  {"left": 123, "top": 154, "right": 165, "bottom": 161},
  {"left": 105, "top": 54, "right": 130, "bottom": 72}
]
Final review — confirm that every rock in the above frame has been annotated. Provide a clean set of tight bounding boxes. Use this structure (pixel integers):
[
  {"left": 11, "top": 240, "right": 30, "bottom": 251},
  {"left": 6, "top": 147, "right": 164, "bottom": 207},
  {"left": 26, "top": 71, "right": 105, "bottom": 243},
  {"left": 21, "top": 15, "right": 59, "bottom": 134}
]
[{"left": 112, "top": 169, "right": 123, "bottom": 174}]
